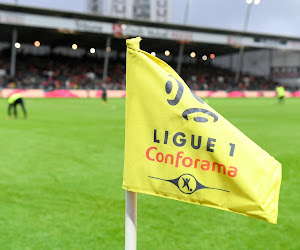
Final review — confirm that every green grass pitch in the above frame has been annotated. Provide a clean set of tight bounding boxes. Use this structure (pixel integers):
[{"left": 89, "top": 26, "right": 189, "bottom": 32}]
[{"left": 0, "top": 97, "right": 299, "bottom": 249}]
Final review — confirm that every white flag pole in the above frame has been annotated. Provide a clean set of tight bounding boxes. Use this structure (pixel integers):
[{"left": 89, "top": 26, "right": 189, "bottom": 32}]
[{"left": 125, "top": 191, "right": 137, "bottom": 250}]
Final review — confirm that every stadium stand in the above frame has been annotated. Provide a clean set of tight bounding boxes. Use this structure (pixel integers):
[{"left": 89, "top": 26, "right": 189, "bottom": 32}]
[
  {"left": 0, "top": 50, "right": 286, "bottom": 91},
  {"left": 0, "top": 3, "right": 299, "bottom": 93}
]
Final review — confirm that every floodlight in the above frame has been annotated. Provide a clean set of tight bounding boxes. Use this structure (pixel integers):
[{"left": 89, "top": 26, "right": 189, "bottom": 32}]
[
  {"left": 190, "top": 52, "right": 196, "bottom": 58},
  {"left": 14, "top": 42, "right": 21, "bottom": 48},
  {"left": 34, "top": 41, "right": 40, "bottom": 47}
]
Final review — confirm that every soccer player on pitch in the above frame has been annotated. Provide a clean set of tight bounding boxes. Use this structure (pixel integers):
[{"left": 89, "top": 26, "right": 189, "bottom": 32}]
[
  {"left": 275, "top": 85, "right": 285, "bottom": 104},
  {"left": 101, "top": 83, "right": 107, "bottom": 105},
  {"left": 7, "top": 93, "right": 27, "bottom": 119}
]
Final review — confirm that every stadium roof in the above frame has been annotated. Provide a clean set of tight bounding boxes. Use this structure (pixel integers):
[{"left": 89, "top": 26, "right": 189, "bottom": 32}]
[{"left": 1, "top": 3, "right": 300, "bottom": 56}]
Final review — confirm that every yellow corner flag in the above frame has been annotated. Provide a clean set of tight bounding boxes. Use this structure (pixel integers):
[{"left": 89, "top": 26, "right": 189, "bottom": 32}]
[{"left": 123, "top": 37, "right": 281, "bottom": 224}]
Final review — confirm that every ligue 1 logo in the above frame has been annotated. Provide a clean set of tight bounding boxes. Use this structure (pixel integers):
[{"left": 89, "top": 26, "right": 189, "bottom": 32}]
[
  {"left": 165, "top": 75, "right": 218, "bottom": 123},
  {"left": 149, "top": 174, "right": 229, "bottom": 194}
]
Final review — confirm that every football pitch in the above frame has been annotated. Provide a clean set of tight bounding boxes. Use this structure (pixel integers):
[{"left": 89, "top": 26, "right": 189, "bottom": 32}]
[{"left": 0, "top": 97, "right": 299, "bottom": 249}]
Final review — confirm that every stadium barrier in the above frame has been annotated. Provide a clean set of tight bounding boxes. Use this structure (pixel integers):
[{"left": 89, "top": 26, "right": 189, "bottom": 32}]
[{"left": 0, "top": 89, "right": 298, "bottom": 98}]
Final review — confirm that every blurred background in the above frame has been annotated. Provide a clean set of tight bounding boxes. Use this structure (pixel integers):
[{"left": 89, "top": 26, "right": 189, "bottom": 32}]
[{"left": 0, "top": 0, "right": 300, "bottom": 96}]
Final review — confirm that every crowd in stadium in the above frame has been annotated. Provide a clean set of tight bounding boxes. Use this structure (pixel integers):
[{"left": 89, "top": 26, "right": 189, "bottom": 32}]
[
  {"left": 180, "top": 64, "right": 279, "bottom": 91},
  {"left": 0, "top": 52, "right": 292, "bottom": 91},
  {"left": 0, "top": 53, "right": 126, "bottom": 91}
]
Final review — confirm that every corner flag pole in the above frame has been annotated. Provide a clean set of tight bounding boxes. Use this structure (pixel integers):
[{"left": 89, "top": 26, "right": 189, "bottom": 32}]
[{"left": 125, "top": 191, "right": 137, "bottom": 250}]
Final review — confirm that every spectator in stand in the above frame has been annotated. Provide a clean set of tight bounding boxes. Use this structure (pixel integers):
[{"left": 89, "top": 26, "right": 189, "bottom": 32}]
[{"left": 0, "top": 51, "right": 288, "bottom": 92}]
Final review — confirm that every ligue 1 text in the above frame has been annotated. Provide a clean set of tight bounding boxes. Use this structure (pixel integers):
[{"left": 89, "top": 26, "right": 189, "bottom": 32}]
[{"left": 153, "top": 129, "right": 236, "bottom": 156}]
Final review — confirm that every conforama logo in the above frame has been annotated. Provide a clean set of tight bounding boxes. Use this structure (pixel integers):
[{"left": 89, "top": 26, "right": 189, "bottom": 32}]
[{"left": 149, "top": 174, "right": 229, "bottom": 194}]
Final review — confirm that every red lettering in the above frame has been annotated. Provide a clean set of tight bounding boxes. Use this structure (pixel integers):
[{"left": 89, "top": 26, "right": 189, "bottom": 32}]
[
  {"left": 228, "top": 166, "right": 238, "bottom": 177},
  {"left": 182, "top": 157, "right": 193, "bottom": 167},
  {"left": 201, "top": 160, "right": 210, "bottom": 171},
  {"left": 194, "top": 159, "right": 201, "bottom": 168},
  {"left": 156, "top": 152, "right": 164, "bottom": 162},
  {"left": 165, "top": 154, "right": 174, "bottom": 165},
  {"left": 146, "top": 147, "right": 156, "bottom": 161},
  {"left": 212, "top": 162, "right": 226, "bottom": 175},
  {"left": 145, "top": 147, "right": 238, "bottom": 177},
  {"left": 175, "top": 151, "right": 184, "bottom": 168}
]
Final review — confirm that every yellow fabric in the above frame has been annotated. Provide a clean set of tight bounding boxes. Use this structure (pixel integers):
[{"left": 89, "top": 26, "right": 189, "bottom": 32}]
[
  {"left": 8, "top": 93, "right": 22, "bottom": 104},
  {"left": 123, "top": 37, "right": 282, "bottom": 224},
  {"left": 276, "top": 86, "right": 285, "bottom": 97}
]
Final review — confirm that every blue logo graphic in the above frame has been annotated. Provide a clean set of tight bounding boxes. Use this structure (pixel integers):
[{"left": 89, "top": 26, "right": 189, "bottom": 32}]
[{"left": 149, "top": 174, "right": 229, "bottom": 194}]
